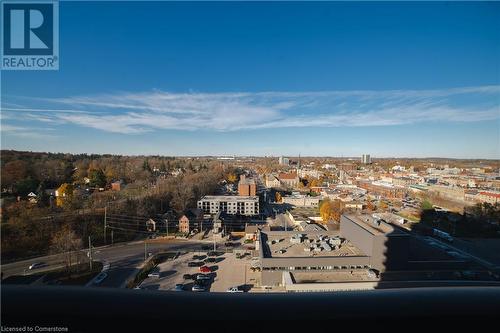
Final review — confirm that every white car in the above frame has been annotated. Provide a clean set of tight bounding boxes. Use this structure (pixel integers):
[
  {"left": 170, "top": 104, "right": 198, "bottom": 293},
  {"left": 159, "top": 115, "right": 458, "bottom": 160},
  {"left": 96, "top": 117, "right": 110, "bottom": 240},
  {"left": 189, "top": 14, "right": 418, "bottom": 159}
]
[
  {"left": 226, "top": 286, "right": 244, "bottom": 293},
  {"left": 28, "top": 262, "right": 45, "bottom": 270},
  {"left": 148, "top": 270, "right": 160, "bottom": 278}
]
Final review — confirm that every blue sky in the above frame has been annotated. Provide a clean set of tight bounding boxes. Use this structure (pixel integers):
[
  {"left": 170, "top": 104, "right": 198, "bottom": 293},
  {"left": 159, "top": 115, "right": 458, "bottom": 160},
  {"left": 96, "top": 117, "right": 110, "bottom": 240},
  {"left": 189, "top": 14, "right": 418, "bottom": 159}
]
[{"left": 1, "top": 1, "right": 499, "bottom": 158}]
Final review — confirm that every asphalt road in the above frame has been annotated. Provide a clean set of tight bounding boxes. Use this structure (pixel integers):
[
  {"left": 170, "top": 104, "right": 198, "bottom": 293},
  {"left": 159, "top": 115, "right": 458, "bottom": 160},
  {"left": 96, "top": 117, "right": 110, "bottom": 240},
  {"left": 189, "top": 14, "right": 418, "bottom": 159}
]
[{"left": 1, "top": 239, "right": 210, "bottom": 288}]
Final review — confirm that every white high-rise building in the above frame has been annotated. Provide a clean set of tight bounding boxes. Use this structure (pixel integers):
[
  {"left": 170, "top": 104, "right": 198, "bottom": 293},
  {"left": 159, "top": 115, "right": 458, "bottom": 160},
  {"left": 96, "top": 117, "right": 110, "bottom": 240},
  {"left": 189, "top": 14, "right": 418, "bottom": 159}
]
[
  {"left": 278, "top": 156, "right": 290, "bottom": 166},
  {"left": 361, "top": 154, "right": 371, "bottom": 164}
]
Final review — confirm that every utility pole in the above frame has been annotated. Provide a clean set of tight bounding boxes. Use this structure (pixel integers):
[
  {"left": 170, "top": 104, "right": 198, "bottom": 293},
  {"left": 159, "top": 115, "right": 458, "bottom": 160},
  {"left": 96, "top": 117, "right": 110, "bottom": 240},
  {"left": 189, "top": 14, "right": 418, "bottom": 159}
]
[
  {"left": 103, "top": 205, "right": 107, "bottom": 244},
  {"left": 144, "top": 241, "right": 147, "bottom": 261},
  {"left": 88, "top": 236, "right": 93, "bottom": 271},
  {"left": 111, "top": 229, "right": 114, "bottom": 245},
  {"left": 165, "top": 219, "right": 169, "bottom": 237}
]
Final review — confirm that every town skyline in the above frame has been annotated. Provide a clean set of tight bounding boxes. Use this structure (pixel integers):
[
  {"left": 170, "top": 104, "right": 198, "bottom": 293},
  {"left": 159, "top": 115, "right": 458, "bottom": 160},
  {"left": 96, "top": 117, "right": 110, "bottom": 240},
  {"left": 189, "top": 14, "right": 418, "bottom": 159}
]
[{"left": 2, "top": 1, "right": 499, "bottom": 158}]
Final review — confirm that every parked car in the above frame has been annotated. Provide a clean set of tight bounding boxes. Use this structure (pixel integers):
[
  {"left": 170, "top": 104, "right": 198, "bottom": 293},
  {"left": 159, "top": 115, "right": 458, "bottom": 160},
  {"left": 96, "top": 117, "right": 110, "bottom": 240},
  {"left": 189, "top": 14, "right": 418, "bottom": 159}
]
[
  {"left": 188, "top": 262, "right": 204, "bottom": 267},
  {"left": 192, "top": 284, "right": 207, "bottom": 292},
  {"left": 148, "top": 269, "right": 160, "bottom": 278},
  {"left": 183, "top": 274, "right": 193, "bottom": 280},
  {"left": 367, "top": 269, "right": 379, "bottom": 279},
  {"left": 196, "top": 274, "right": 211, "bottom": 281},
  {"left": 204, "top": 258, "right": 216, "bottom": 263},
  {"left": 224, "top": 242, "right": 234, "bottom": 247},
  {"left": 199, "top": 266, "right": 211, "bottom": 273},
  {"left": 192, "top": 255, "right": 206, "bottom": 260},
  {"left": 28, "top": 262, "right": 45, "bottom": 270},
  {"left": 93, "top": 272, "right": 108, "bottom": 284},
  {"left": 173, "top": 284, "right": 184, "bottom": 292},
  {"left": 226, "top": 286, "right": 244, "bottom": 293}
]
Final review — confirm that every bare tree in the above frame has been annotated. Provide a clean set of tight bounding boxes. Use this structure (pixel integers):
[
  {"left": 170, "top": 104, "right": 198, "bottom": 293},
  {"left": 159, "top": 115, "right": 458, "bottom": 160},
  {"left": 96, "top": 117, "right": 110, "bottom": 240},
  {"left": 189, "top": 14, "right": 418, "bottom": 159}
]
[{"left": 50, "top": 226, "right": 83, "bottom": 271}]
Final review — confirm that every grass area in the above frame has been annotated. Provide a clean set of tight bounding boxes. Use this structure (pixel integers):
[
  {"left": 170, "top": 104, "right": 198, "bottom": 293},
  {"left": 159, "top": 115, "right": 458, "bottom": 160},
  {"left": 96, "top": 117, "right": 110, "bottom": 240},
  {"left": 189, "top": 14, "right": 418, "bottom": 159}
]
[
  {"left": 43, "top": 262, "right": 103, "bottom": 285},
  {"left": 397, "top": 212, "right": 420, "bottom": 223},
  {"left": 2, "top": 273, "right": 45, "bottom": 285},
  {"left": 2, "top": 261, "right": 103, "bottom": 286}
]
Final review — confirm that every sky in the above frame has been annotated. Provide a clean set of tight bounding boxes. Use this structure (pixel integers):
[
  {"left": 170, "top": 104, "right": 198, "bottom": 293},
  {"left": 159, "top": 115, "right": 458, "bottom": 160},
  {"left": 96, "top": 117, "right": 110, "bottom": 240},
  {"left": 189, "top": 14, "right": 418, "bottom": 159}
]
[{"left": 1, "top": 1, "right": 500, "bottom": 159}]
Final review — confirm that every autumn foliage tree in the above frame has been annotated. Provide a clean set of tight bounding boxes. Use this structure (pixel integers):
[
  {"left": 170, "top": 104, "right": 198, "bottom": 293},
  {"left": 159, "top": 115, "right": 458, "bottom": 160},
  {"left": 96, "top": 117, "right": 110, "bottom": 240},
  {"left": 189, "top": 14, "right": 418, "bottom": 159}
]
[{"left": 320, "top": 199, "right": 342, "bottom": 223}]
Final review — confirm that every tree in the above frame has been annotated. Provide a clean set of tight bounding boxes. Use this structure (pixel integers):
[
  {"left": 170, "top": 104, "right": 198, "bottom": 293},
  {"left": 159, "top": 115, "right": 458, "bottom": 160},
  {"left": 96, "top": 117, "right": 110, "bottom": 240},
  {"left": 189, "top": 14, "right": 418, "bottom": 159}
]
[
  {"left": 275, "top": 192, "right": 282, "bottom": 203},
  {"left": 50, "top": 226, "right": 83, "bottom": 271},
  {"left": 56, "top": 183, "right": 74, "bottom": 207},
  {"left": 421, "top": 199, "right": 433, "bottom": 211},
  {"left": 227, "top": 173, "right": 237, "bottom": 183},
  {"left": 89, "top": 169, "right": 107, "bottom": 188},
  {"left": 320, "top": 199, "right": 342, "bottom": 223}
]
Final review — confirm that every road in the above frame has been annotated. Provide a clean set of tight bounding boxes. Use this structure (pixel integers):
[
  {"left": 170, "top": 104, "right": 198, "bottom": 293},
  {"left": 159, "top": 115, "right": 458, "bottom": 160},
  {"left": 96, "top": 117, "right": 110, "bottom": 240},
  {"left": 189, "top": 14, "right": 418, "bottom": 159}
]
[{"left": 1, "top": 239, "right": 210, "bottom": 288}]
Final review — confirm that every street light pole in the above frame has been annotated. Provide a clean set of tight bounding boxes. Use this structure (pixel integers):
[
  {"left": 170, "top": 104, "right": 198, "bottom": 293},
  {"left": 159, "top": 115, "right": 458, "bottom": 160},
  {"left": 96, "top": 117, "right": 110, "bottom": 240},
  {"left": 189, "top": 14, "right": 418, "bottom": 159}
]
[
  {"left": 88, "top": 236, "right": 93, "bottom": 271},
  {"left": 144, "top": 241, "right": 147, "bottom": 261}
]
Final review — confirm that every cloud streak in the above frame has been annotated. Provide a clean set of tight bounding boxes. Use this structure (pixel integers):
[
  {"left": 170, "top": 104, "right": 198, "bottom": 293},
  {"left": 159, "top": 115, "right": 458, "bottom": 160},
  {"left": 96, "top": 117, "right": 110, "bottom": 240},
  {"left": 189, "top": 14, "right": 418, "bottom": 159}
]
[{"left": 2, "top": 85, "right": 499, "bottom": 134}]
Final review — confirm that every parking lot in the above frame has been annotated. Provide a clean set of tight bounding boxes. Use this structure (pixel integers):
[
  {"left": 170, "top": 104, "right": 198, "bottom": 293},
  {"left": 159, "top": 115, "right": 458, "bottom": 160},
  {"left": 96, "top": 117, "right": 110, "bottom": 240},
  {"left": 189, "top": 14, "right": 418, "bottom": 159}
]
[{"left": 138, "top": 250, "right": 259, "bottom": 292}]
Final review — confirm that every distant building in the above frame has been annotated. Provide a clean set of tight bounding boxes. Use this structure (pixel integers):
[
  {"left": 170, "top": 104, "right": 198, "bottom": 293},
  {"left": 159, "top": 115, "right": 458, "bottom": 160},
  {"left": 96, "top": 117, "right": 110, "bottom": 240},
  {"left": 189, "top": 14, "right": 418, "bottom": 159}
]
[
  {"left": 278, "top": 156, "right": 290, "bottom": 166},
  {"left": 238, "top": 175, "right": 256, "bottom": 196},
  {"left": 361, "top": 154, "right": 371, "bottom": 164},
  {"left": 265, "top": 174, "right": 281, "bottom": 188},
  {"left": 146, "top": 218, "right": 156, "bottom": 232},
  {"left": 178, "top": 209, "right": 203, "bottom": 234},
  {"left": 197, "top": 195, "right": 259, "bottom": 216},
  {"left": 338, "top": 163, "right": 357, "bottom": 172},
  {"left": 281, "top": 195, "right": 320, "bottom": 207},
  {"left": 358, "top": 181, "right": 406, "bottom": 199},
  {"left": 278, "top": 172, "right": 300, "bottom": 188},
  {"left": 111, "top": 180, "right": 125, "bottom": 191},
  {"left": 477, "top": 191, "right": 500, "bottom": 204}
]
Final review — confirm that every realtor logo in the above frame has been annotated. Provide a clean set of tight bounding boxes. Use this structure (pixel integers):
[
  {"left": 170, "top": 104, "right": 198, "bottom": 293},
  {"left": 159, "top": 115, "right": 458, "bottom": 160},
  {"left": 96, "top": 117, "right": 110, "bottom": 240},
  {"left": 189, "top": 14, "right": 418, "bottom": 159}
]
[{"left": 2, "top": 1, "right": 59, "bottom": 70}]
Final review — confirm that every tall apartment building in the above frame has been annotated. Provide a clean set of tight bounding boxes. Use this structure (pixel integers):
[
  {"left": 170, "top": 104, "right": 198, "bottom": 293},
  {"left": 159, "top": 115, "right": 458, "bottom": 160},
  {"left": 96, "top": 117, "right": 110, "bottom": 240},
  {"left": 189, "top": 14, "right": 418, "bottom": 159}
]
[
  {"left": 238, "top": 175, "right": 256, "bottom": 196},
  {"left": 197, "top": 195, "right": 259, "bottom": 216},
  {"left": 278, "top": 156, "right": 290, "bottom": 166},
  {"left": 361, "top": 154, "right": 371, "bottom": 164}
]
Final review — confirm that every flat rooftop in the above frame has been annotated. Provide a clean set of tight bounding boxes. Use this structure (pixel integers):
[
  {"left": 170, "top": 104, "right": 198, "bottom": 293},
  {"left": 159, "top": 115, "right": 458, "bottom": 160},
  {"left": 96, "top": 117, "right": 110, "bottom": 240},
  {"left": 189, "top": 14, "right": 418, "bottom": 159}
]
[
  {"left": 343, "top": 214, "right": 407, "bottom": 236},
  {"left": 199, "top": 195, "right": 259, "bottom": 202},
  {"left": 262, "top": 231, "right": 366, "bottom": 259}
]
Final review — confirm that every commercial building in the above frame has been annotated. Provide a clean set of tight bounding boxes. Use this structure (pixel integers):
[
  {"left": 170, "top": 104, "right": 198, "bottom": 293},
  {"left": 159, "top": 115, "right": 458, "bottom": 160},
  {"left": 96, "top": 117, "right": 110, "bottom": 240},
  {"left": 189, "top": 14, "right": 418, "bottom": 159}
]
[
  {"left": 256, "top": 213, "right": 410, "bottom": 286},
  {"left": 265, "top": 174, "right": 281, "bottom": 188},
  {"left": 281, "top": 195, "right": 320, "bottom": 207},
  {"left": 238, "top": 175, "right": 256, "bottom": 196},
  {"left": 477, "top": 191, "right": 500, "bottom": 204},
  {"left": 197, "top": 195, "right": 259, "bottom": 216},
  {"left": 361, "top": 154, "right": 371, "bottom": 164},
  {"left": 358, "top": 181, "right": 406, "bottom": 199}
]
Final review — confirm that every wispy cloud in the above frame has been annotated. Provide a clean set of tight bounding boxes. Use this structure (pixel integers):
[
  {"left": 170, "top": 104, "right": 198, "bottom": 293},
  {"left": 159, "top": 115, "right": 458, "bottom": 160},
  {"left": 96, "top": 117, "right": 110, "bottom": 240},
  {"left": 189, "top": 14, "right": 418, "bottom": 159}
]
[
  {"left": 1, "top": 124, "right": 58, "bottom": 139},
  {"left": 2, "top": 85, "right": 499, "bottom": 134}
]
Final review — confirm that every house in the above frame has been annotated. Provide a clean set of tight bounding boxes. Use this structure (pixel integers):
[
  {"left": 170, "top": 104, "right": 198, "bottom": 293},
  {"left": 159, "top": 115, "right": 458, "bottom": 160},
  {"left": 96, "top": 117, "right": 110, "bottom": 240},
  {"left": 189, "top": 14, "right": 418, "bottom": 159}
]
[
  {"left": 265, "top": 174, "right": 281, "bottom": 188},
  {"left": 178, "top": 209, "right": 203, "bottom": 234},
  {"left": 27, "top": 192, "right": 38, "bottom": 204},
  {"left": 111, "top": 180, "right": 125, "bottom": 191},
  {"left": 146, "top": 218, "right": 156, "bottom": 232}
]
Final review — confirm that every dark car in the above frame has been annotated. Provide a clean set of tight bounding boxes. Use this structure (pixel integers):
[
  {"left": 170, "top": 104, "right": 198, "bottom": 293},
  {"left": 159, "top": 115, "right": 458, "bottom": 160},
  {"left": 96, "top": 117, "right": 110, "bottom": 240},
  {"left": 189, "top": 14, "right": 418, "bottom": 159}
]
[
  {"left": 224, "top": 242, "right": 233, "bottom": 247},
  {"left": 183, "top": 274, "right": 193, "bottom": 280},
  {"left": 188, "top": 262, "right": 204, "bottom": 267},
  {"left": 204, "top": 258, "right": 216, "bottom": 263},
  {"left": 207, "top": 251, "right": 220, "bottom": 257}
]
